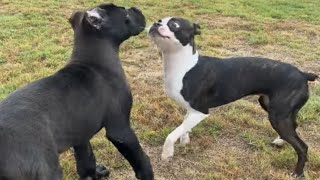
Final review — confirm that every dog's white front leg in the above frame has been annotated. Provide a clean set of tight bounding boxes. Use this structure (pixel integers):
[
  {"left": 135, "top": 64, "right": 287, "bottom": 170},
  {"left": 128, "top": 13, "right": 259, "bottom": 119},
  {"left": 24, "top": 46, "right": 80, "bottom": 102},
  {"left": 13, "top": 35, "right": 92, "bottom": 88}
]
[
  {"left": 179, "top": 112, "right": 190, "bottom": 145},
  {"left": 161, "top": 110, "right": 208, "bottom": 161},
  {"left": 179, "top": 132, "right": 190, "bottom": 145}
]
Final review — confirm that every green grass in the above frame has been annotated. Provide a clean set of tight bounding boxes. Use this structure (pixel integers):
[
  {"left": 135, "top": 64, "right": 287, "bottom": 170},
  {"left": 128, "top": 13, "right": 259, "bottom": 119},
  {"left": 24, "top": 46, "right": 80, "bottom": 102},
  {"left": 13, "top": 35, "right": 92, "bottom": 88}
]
[
  {"left": 1, "top": 0, "right": 320, "bottom": 179},
  {"left": 299, "top": 85, "right": 320, "bottom": 124},
  {"left": 188, "top": 0, "right": 320, "bottom": 24}
]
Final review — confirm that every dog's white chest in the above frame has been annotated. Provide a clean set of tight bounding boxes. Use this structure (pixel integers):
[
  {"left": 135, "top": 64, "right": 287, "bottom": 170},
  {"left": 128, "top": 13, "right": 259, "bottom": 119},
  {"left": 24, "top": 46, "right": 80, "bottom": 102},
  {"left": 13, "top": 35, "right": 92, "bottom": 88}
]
[
  {"left": 163, "top": 50, "right": 198, "bottom": 109},
  {"left": 164, "top": 69, "right": 185, "bottom": 106}
]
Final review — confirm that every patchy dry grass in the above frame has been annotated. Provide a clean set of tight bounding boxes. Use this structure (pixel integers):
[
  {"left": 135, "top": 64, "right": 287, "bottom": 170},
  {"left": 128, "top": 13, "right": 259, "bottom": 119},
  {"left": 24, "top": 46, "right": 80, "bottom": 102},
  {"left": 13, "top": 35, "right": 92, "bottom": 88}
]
[{"left": 0, "top": 0, "right": 319, "bottom": 179}]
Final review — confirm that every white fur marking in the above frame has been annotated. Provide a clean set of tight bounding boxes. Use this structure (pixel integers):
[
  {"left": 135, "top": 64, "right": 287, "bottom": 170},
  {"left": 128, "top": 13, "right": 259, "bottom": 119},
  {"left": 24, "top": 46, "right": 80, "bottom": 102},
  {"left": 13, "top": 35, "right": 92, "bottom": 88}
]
[
  {"left": 160, "top": 17, "right": 172, "bottom": 25},
  {"left": 163, "top": 46, "right": 199, "bottom": 109},
  {"left": 272, "top": 136, "right": 286, "bottom": 146},
  {"left": 86, "top": 8, "right": 101, "bottom": 19},
  {"left": 157, "top": 17, "right": 175, "bottom": 39},
  {"left": 174, "top": 22, "right": 180, "bottom": 28},
  {"left": 179, "top": 132, "right": 190, "bottom": 145}
]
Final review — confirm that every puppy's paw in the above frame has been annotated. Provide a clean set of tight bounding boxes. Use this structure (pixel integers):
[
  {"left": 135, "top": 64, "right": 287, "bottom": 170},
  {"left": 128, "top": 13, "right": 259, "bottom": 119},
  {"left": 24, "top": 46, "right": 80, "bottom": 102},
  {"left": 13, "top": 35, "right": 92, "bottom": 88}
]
[
  {"left": 80, "top": 166, "right": 109, "bottom": 180},
  {"left": 96, "top": 165, "right": 110, "bottom": 179},
  {"left": 179, "top": 133, "right": 190, "bottom": 145},
  {"left": 272, "top": 137, "right": 286, "bottom": 147}
]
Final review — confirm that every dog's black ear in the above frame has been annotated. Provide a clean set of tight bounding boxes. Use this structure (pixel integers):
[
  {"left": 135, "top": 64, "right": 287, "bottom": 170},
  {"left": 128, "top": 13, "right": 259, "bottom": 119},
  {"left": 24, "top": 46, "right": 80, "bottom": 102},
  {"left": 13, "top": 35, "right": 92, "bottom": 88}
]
[
  {"left": 69, "top": 11, "right": 83, "bottom": 30},
  {"left": 84, "top": 9, "right": 105, "bottom": 30},
  {"left": 193, "top": 23, "right": 201, "bottom": 36}
]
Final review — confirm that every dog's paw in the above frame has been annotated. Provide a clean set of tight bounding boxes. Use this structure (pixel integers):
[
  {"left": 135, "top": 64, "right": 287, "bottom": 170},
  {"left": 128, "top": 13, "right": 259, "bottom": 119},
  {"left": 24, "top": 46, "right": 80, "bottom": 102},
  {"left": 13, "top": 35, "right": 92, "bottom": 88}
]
[
  {"left": 290, "top": 172, "right": 305, "bottom": 179},
  {"left": 161, "top": 143, "right": 174, "bottom": 161},
  {"left": 272, "top": 137, "right": 286, "bottom": 147},
  {"left": 179, "top": 133, "right": 190, "bottom": 145},
  {"left": 161, "top": 152, "right": 173, "bottom": 161},
  {"left": 96, "top": 165, "right": 110, "bottom": 179}
]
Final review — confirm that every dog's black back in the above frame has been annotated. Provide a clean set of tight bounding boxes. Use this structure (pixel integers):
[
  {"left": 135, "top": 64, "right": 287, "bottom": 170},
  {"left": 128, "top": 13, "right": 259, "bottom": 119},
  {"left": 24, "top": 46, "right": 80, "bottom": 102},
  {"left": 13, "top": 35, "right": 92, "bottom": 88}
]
[
  {"left": 0, "top": 3, "right": 153, "bottom": 180},
  {"left": 181, "top": 56, "right": 315, "bottom": 114}
]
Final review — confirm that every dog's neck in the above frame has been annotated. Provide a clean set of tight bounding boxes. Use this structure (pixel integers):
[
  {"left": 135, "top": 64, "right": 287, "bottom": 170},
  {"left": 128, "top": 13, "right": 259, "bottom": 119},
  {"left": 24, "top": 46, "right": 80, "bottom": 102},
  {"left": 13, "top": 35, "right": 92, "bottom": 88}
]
[
  {"left": 162, "top": 44, "right": 199, "bottom": 78},
  {"left": 160, "top": 44, "right": 199, "bottom": 108},
  {"left": 70, "top": 33, "right": 122, "bottom": 68}
]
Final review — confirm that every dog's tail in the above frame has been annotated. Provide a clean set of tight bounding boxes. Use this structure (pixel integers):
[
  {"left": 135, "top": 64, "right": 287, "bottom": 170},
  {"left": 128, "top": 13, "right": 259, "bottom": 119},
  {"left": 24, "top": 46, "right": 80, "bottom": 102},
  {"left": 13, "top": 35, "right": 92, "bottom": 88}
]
[{"left": 302, "top": 72, "right": 318, "bottom": 81}]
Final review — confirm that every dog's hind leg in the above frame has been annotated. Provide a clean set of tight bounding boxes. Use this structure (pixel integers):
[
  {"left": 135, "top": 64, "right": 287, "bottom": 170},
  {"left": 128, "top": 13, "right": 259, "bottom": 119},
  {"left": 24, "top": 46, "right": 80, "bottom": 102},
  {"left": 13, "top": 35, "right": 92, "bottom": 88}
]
[
  {"left": 269, "top": 113, "right": 308, "bottom": 177},
  {"left": 0, "top": 162, "right": 62, "bottom": 180},
  {"left": 104, "top": 115, "right": 153, "bottom": 180},
  {"left": 268, "top": 93, "right": 309, "bottom": 177},
  {"left": 162, "top": 110, "right": 209, "bottom": 160},
  {"left": 259, "top": 95, "right": 286, "bottom": 146},
  {"left": 258, "top": 95, "right": 269, "bottom": 112},
  {"left": 74, "top": 142, "right": 109, "bottom": 179}
]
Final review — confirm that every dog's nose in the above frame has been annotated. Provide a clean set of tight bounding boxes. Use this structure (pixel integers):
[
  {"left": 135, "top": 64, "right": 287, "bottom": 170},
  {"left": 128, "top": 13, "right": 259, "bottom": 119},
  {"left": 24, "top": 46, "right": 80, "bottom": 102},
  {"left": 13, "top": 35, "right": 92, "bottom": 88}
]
[
  {"left": 153, "top": 22, "right": 161, "bottom": 27},
  {"left": 149, "top": 24, "right": 159, "bottom": 34}
]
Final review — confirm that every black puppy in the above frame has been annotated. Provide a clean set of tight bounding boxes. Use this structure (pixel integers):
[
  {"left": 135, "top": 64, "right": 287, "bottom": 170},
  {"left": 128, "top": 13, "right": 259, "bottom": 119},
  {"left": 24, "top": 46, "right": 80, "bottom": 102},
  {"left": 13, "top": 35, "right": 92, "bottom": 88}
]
[
  {"left": 0, "top": 3, "right": 153, "bottom": 180},
  {"left": 148, "top": 17, "right": 318, "bottom": 177}
]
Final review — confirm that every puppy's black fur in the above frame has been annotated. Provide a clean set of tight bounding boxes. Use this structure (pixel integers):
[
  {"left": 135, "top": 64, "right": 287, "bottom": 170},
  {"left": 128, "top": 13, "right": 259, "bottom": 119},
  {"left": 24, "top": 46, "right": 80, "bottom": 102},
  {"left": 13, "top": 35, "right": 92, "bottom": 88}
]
[{"left": 0, "top": 3, "right": 153, "bottom": 180}]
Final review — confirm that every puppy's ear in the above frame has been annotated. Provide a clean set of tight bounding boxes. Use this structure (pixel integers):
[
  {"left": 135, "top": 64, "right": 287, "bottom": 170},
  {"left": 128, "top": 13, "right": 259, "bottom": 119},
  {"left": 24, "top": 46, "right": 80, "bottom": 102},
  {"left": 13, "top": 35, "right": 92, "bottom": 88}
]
[
  {"left": 84, "top": 8, "right": 105, "bottom": 30},
  {"left": 193, "top": 23, "right": 201, "bottom": 36},
  {"left": 69, "top": 11, "right": 83, "bottom": 30}
]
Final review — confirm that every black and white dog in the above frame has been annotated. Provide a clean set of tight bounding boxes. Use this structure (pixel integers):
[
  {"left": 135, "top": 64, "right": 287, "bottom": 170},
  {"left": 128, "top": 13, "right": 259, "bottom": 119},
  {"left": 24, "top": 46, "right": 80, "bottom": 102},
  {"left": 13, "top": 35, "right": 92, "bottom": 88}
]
[
  {"left": 0, "top": 4, "right": 153, "bottom": 180},
  {"left": 149, "top": 17, "right": 318, "bottom": 177}
]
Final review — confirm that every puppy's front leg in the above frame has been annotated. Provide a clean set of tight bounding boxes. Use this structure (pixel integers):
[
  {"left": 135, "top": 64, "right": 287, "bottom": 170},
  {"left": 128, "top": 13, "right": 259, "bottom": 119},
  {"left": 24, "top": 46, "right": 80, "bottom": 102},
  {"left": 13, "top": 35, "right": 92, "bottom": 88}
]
[
  {"left": 74, "top": 142, "right": 109, "bottom": 179},
  {"left": 162, "top": 110, "right": 209, "bottom": 160},
  {"left": 105, "top": 116, "right": 154, "bottom": 180}
]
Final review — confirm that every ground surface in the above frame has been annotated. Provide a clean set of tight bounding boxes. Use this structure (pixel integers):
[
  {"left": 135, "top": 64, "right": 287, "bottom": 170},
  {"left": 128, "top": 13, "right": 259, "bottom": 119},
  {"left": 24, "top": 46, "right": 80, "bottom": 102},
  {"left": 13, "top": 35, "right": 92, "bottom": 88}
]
[{"left": 0, "top": 0, "right": 319, "bottom": 179}]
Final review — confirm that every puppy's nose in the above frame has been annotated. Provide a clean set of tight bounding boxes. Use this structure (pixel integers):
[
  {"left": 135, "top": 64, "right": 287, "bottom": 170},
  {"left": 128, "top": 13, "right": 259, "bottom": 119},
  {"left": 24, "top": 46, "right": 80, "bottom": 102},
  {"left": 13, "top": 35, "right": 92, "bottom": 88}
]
[{"left": 131, "top": 7, "right": 143, "bottom": 15}]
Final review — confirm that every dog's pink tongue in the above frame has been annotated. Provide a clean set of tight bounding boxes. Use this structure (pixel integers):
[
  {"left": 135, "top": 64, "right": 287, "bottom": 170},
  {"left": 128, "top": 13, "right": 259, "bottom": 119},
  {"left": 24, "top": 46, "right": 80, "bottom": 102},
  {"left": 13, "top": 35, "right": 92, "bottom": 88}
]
[{"left": 158, "top": 26, "right": 171, "bottom": 37}]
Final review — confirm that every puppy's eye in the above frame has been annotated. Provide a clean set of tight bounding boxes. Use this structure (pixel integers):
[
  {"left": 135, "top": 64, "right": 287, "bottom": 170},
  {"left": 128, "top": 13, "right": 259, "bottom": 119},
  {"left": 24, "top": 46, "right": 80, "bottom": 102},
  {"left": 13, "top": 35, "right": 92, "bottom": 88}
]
[
  {"left": 125, "top": 18, "right": 130, "bottom": 24},
  {"left": 125, "top": 15, "right": 130, "bottom": 25}
]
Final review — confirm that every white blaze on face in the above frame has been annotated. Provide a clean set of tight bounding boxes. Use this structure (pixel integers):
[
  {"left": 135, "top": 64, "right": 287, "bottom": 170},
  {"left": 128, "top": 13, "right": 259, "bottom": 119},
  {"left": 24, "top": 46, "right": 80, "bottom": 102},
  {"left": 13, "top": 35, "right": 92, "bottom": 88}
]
[
  {"left": 150, "top": 17, "right": 182, "bottom": 52},
  {"left": 157, "top": 17, "right": 175, "bottom": 38}
]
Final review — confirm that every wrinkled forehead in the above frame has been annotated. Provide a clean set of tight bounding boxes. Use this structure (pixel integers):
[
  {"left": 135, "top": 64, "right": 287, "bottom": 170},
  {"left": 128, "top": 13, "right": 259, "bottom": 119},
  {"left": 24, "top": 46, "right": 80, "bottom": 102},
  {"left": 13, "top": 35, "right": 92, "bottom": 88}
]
[{"left": 159, "top": 17, "right": 193, "bottom": 29}]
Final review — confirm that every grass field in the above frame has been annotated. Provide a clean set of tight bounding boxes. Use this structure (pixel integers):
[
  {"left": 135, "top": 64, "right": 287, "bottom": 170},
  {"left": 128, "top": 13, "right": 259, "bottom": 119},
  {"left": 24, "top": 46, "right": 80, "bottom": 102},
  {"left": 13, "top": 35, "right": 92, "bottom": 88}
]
[{"left": 0, "top": 0, "right": 319, "bottom": 179}]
